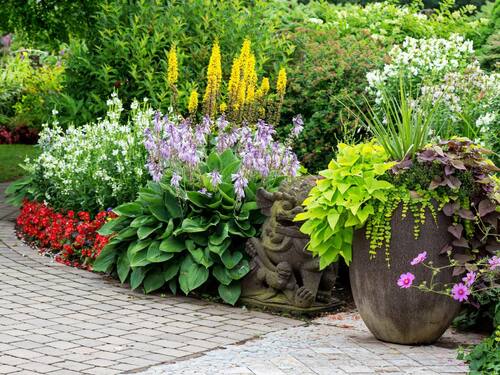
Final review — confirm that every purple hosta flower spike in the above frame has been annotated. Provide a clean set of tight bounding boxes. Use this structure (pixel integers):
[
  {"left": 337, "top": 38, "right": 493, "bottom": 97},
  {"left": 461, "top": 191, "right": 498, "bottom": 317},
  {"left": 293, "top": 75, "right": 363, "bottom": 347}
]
[
  {"left": 451, "top": 283, "right": 470, "bottom": 302},
  {"left": 292, "top": 115, "right": 304, "bottom": 137},
  {"left": 489, "top": 255, "right": 500, "bottom": 270},
  {"left": 410, "top": 251, "right": 427, "bottom": 266},
  {"left": 147, "top": 161, "right": 163, "bottom": 182},
  {"left": 153, "top": 111, "right": 162, "bottom": 133},
  {"left": 397, "top": 272, "right": 415, "bottom": 288},
  {"left": 462, "top": 271, "right": 476, "bottom": 287},
  {"left": 209, "top": 171, "right": 222, "bottom": 188},
  {"left": 170, "top": 172, "right": 182, "bottom": 188},
  {"left": 232, "top": 170, "right": 248, "bottom": 200}
]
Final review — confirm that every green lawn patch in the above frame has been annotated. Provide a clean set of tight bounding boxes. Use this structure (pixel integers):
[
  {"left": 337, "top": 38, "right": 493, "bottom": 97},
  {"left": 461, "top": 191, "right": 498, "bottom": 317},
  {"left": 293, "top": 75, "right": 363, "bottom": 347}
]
[{"left": 0, "top": 144, "right": 39, "bottom": 183}]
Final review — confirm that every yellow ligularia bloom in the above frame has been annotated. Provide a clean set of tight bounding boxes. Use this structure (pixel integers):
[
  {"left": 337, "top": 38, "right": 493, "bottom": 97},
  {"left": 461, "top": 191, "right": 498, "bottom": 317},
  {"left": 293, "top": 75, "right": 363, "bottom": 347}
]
[
  {"left": 220, "top": 102, "right": 227, "bottom": 112},
  {"left": 257, "top": 77, "right": 270, "bottom": 98},
  {"left": 276, "top": 68, "right": 287, "bottom": 96},
  {"left": 167, "top": 46, "right": 178, "bottom": 86},
  {"left": 188, "top": 90, "right": 199, "bottom": 114},
  {"left": 203, "top": 41, "right": 222, "bottom": 114},
  {"left": 228, "top": 57, "right": 241, "bottom": 108}
]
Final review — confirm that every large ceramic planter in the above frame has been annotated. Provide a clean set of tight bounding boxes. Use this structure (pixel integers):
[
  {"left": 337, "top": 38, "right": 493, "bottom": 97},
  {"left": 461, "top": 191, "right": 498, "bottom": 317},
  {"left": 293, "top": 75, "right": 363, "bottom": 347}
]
[{"left": 350, "top": 203, "right": 461, "bottom": 345}]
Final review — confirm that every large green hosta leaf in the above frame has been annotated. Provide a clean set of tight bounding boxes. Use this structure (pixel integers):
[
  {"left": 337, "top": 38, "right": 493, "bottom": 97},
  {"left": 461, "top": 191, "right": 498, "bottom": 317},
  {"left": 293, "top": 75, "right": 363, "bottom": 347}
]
[
  {"left": 218, "top": 281, "right": 241, "bottom": 305},
  {"left": 179, "top": 255, "right": 209, "bottom": 295}
]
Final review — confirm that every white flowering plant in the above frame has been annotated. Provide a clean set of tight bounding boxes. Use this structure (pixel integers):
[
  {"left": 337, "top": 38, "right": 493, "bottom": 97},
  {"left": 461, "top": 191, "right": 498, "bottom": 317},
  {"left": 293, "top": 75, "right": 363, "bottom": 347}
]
[
  {"left": 366, "top": 34, "right": 499, "bottom": 157},
  {"left": 9, "top": 94, "right": 153, "bottom": 212}
]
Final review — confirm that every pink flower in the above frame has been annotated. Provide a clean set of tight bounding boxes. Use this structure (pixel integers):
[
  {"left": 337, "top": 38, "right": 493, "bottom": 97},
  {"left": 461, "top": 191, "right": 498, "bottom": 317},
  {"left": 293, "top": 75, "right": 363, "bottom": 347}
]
[
  {"left": 410, "top": 251, "right": 427, "bottom": 266},
  {"left": 451, "top": 283, "right": 470, "bottom": 302},
  {"left": 462, "top": 271, "right": 476, "bottom": 287},
  {"left": 397, "top": 272, "right": 415, "bottom": 288},
  {"left": 488, "top": 256, "right": 500, "bottom": 270}
]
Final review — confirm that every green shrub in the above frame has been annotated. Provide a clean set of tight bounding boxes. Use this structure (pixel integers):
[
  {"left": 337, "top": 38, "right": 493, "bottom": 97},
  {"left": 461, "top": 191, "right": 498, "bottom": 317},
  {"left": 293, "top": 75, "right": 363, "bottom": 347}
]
[
  {"left": 458, "top": 328, "right": 500, "bottom": 374},
  {"left": 94, "top": 155, "right": 279, "bottom": 305},
  {"left": 0, "top": 50, "right": 64, "bottom": 129},
  {"left": 282, "top": 28, "right": 388, "bottom": 170},
  {"left": 0, "top": 0, "right": 98, "bottom": 47}
]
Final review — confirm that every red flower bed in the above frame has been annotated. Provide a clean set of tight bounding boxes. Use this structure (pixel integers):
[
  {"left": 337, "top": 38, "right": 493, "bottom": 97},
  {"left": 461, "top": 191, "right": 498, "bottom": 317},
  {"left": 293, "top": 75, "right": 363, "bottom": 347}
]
[{"left": 16, "top": 200, "right": 115, "bottom": 270}]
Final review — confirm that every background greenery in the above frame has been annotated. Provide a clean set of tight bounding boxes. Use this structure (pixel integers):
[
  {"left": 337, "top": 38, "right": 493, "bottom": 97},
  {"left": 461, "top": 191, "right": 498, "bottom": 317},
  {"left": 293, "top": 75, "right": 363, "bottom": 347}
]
[{"left": 1, "top": 0, "right": 498, "bottom": 174}]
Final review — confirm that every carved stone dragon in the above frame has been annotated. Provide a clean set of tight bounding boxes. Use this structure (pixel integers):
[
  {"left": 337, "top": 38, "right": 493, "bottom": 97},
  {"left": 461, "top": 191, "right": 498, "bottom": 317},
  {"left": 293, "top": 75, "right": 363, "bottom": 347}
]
[{"left": 241, "top": 177, "right": 339, "bottom": 311}]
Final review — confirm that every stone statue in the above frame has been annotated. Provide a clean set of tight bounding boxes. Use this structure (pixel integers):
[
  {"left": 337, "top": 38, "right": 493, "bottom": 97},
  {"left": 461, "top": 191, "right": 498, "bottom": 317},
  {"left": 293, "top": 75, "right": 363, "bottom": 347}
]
[{"left": 241, "top": 177, "right": 340, "bottom": 312}]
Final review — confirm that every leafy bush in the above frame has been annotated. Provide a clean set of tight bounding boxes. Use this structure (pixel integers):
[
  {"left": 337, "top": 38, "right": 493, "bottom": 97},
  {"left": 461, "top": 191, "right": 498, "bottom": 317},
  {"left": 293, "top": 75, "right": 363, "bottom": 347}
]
[
  {"left": 282, "top": 28, "right": 388, "bottom": 170},
  {"left": 458, "top": 328, "right": 500, "bottom": 374},
  {"left": 295, "top": 142, "right": 395, "bottom": 268},
  {"left": 8, "top": 95, "right": 152, "bottom": 212},
  {"left": 475, "top": 0, "right": 500, "bottom": 69},
  {"left": 89, "top": 39, "right": 302, "bottom": 304},
  {"left": 94, "top": 153, "right": 277, "bottom": 305},
  {"left": 0, "top": 0, "right": 98, "bottom": 47},
  {"left": 0, "top": 49, "right": 65, "bottom": 130}
]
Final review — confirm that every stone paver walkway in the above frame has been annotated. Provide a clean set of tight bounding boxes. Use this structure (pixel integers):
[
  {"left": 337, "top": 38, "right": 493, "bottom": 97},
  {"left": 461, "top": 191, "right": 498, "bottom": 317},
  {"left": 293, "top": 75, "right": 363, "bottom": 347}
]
[
  {"left": 140, "top": 313, "right": 484, "bottom": 375},
  {"left": 0, "top": 183, "right": 483, "bottom": 374},
  {"left": 0, "top": 183, "right": 301, "bottom": 374}
]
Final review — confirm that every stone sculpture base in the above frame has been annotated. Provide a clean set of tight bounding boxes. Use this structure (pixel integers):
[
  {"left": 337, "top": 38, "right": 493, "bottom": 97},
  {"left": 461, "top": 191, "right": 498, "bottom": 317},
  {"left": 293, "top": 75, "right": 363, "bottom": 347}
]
[{"left": 240, "top": 295, "right": 342, "bottom": 314}]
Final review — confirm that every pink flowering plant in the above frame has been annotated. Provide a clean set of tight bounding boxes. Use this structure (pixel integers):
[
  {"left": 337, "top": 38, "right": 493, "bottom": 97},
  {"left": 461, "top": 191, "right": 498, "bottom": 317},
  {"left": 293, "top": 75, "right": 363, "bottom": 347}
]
[{"left": 398, "top": 250, "right": 500, "bottom": 306}]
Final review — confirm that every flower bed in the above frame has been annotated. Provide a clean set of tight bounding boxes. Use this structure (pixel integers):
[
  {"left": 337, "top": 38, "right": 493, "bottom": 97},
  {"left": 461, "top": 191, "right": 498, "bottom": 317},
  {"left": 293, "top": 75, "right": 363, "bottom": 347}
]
[{"left": 16, "top": 200, "right": 115, "bottom": 269}]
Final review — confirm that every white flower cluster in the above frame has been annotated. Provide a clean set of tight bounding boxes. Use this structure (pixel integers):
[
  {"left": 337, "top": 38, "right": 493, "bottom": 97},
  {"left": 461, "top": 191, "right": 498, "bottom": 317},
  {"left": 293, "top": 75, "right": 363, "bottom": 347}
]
[
  {"left": 366, "top": 34, "right": 499, "bottom": 150},
  {"left": 27, "top": 96, "right": 154, "bottom": 211},
  {"left": 367, "top": 34, "right": 475, "bottom": 102}
]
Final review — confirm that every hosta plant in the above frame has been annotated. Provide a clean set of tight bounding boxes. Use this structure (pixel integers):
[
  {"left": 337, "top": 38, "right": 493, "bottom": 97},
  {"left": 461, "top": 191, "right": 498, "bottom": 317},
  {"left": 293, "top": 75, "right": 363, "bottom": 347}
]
[
  {"left": 93, "top": 92, "right": 302, "bottom": 305},
  {"left": 94, "top": 42, "right": 303, "bottom": 304}
]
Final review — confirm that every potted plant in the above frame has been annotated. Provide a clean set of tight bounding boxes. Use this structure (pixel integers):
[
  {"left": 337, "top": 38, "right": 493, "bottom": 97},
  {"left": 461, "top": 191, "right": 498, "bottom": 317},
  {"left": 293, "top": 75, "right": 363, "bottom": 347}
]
[{"left": 296, "top": 86, "right": 499, "bottom": 344}]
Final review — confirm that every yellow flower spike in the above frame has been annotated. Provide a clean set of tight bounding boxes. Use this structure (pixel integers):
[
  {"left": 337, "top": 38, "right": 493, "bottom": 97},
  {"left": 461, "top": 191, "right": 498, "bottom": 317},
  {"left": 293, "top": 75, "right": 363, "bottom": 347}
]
[
  {"left": 220, "top": 102, "right": 227, "bottom": 112},
  {"left": 228, "top": 57, "right": 241, "bottom": 105},
  {"left": 188, "top": 90, "right": 198, "bottom": 114},
  {"left": 167, "top": 46, "right": 178, "bottom": 86},
  {"left": 203, "top": 41, "right": 222, "bottom": 115},
  {"left": 276, "top": 68, "right": 287, "bottom": 96},
  {"left": 259, "top": 77, "right": 270, "bottom": 97}
]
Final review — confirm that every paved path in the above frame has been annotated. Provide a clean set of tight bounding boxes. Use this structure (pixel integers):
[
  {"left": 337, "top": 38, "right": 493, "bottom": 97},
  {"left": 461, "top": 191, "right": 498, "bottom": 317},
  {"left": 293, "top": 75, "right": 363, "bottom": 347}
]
[
  {"left": 0, "top": 183, "right": 483, "bottom": 374},
  {"left": 0, "top": 184, "right": 301, "bottom": 374},
  {"left": 140, "top": 313, "right": 483, "bottom": 375}
]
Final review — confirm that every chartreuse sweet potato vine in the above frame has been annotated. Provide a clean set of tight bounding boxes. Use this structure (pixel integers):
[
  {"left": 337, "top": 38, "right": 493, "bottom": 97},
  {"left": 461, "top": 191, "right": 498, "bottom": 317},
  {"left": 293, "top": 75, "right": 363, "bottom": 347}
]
[{"left": 295, "top": 142, "right": 396, "bottom": 269}]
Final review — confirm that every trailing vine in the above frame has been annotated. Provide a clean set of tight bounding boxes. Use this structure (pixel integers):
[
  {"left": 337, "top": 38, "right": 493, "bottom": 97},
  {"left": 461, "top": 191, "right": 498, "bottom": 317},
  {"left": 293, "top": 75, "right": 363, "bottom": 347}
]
[{"left": 299, "top": 138, "right": 499, "bottom": 273}]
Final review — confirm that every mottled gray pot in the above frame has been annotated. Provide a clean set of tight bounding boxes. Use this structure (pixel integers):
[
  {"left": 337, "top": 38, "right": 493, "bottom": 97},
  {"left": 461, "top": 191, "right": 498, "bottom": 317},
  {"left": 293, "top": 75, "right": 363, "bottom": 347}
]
[{"left": 350, "top": 203, "right": 461, "bottom": 345}]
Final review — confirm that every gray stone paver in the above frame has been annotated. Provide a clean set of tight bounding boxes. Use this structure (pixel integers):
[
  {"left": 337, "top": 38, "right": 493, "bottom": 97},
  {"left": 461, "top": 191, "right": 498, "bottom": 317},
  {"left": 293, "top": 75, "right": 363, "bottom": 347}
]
[
  {"left": 0, "top": 183, "right": 301, "bottom": 374},
  {"left": 0, "top": 181, "right": 484, "bottom": 374},
  {"left": 138, "top": 313, "right": 484, "bottom": 375}
]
